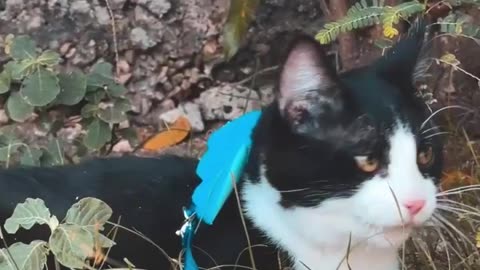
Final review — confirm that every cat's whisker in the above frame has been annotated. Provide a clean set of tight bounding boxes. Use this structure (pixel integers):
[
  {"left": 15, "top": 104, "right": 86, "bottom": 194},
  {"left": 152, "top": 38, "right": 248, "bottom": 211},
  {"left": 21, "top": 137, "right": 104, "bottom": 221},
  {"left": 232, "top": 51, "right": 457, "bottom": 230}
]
[
  {"left": 432, "top": 214, "right": 479, "bottom": 252},
  {"left": 423, "top": 131, "right": 450, "bottom": 140},
  {"left": 430, "top": 222, "right": 453, "bottom": 270},
  {"left": 421, "top": 125, "right": 440, "bottom": 135},
  {"left": 437, "top": 184, "right": 480, "bottom": 196},
  {"left": 436, "top": 205, "right": 480, "bottom": 223},
  {"left": 420, "top": 105, "right": 469, "bottom": 130},
  {"left": 278, "top": 188, "right": 311, "bottom": 193},
  {"left": 437, "top": 198, "right": 480, "bottom": 214}
]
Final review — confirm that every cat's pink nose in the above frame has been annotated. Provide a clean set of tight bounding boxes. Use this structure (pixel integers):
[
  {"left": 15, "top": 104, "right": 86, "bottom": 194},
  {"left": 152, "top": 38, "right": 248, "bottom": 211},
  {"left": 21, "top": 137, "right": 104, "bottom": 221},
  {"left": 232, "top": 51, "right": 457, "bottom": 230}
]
[{"left": 404, "top": 200, "right": 426, "bottom": 216}]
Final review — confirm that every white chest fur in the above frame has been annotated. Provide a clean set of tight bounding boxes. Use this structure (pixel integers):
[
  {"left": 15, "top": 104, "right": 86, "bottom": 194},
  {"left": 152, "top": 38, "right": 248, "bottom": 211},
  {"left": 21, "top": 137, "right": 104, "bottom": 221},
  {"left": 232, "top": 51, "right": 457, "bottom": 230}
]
[{"left": 241, "top": 178, "right": 403, "bottom": 270}]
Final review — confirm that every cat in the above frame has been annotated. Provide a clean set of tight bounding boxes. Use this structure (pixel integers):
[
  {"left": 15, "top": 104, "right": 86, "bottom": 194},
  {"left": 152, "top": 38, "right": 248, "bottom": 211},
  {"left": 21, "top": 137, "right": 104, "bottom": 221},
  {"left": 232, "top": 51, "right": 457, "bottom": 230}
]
[{"left": 0, "top": 18, "right": 443, "bottom": 270}]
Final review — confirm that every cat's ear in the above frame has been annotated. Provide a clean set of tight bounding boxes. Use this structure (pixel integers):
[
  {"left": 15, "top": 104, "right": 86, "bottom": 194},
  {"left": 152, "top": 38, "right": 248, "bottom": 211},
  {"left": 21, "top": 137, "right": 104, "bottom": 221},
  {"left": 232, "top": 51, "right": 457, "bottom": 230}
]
[{"left": 277, "top": 35, "right": 345, "bottom": 133}]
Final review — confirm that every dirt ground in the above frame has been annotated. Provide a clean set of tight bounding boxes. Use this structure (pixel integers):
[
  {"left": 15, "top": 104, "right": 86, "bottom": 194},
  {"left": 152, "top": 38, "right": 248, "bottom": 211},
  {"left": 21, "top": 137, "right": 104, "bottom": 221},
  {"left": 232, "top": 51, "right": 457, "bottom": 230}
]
[{"left": 1, "top": 0, "right": 480, "bottom": 269}]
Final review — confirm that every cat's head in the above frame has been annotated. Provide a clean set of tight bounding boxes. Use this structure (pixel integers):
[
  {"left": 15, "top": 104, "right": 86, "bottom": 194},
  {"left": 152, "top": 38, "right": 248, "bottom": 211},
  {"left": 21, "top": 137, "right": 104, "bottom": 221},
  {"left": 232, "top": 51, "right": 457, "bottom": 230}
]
[{"left": 244, "top": 19, "right": 442, "bottom": 249}]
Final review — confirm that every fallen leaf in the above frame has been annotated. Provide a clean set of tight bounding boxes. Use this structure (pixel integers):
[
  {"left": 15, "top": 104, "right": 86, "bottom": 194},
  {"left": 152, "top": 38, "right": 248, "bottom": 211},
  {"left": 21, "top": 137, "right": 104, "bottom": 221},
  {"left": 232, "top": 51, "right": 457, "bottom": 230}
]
[
  {"left": 143, "top": 116, "right": 191, "bottom": 151},
  {"left": 440, "top": 170, "right": 476, "bottom": 191}
]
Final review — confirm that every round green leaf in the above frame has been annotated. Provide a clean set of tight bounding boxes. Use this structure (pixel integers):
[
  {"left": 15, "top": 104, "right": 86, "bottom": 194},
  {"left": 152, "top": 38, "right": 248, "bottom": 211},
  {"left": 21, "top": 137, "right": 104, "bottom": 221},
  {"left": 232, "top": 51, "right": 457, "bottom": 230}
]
[
  {"left": 20, "top": 68, "right": 60, "bottom": 106},
  {"left": 40, "top": 138, "right": 65, "bottom": 166},
  {"left": 4, "top": 198, "right": 57, "bottom": 234},
  {"left": 19, "top": 147, "right": 43, "bottom": 166},
  {"left": 7, "top": 92, "right": 34, "bottom": 122},
  {"left": 105, "top": 82, "right": 127, "bottom": 97},
  {"left": 65, "top": 197, "right": 112, "bottom": 230},
  {"left": 85, "top": 91, "right": 106, "bottom": 104},
  {"left": 49, "top": 224, "right": 94, "bottom": 269},
  {"left": 36, "top": 50, "right": 61, "bottom": 67},
  {"left": 0, "top": 240, "right": 49, "bottom": 270},
  {"left": 83, "top": 119, "right": 112, "bottom": 149},
  {"left": 97, "top": 99, "right": 131, "bottom": 124},
  {"left": 87, "top": 62, "right": 115, "bottom": 88},
  {"left": 57, "top": 71, "right": 87, "bottom": 105},
  {"left": 10, "top": 35, "right": 37, "bottom": 61},
  {"left": 4, "top": 60, "right": 34, "bottom": 81},
  {"left": 81, "top": 103, "right": 99, "bottom": 119},
  {"left": 0, "top": 71, "right": 11, "bottom": 94}
]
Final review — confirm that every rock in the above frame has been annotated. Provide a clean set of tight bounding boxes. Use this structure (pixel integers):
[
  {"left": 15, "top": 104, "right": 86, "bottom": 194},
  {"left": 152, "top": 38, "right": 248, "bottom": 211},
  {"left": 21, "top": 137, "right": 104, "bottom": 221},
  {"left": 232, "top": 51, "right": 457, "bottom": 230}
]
[
  {"left": 198, "top": 84, "right": 261, "bottom": 121},
  {"left": 94, "top": 6, "right": 110, "bottom": 26},
  {"left": 113, "top": 139, "right": 134, "bottom": 153},
  {"left": 69, "top": 0, "right": 91, "bottom": 14},
  {"left": 159, "top": 102, "right": 204, "bottom": 132},
  {"left": 110, "top": 0, "right": 127, "bottom": 10},
  {"left": 258, "top": 84, "right": 275, "bottom": 106},
  {"left": 137, "top": 0, "right": 171, "bottom": 18},
  {"left": 130, "top": 27, "right": 157, "bottom": 50}
]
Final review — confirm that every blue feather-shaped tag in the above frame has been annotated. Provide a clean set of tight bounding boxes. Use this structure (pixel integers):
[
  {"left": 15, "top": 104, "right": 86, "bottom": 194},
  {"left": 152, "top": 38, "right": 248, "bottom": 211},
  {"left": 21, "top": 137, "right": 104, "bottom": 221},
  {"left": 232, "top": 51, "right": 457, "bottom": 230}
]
[{"left": 192, "top": 110, "right": 262, "bottom": 225}]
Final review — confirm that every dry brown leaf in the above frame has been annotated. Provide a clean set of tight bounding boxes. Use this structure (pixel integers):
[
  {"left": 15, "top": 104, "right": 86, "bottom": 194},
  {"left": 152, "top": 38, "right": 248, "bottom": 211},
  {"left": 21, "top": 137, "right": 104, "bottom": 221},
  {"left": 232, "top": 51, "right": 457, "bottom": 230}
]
[
  {"left": 143, "top": 116, "right": 191, "bottom": 151},
  {"left": 440, "top": 170, "right": 476, "bottom": 191}
]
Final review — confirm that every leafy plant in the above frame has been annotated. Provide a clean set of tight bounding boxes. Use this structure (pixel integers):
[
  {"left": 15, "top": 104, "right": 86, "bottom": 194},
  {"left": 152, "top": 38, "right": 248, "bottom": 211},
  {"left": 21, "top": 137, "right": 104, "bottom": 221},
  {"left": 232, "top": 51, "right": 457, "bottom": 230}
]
[
  {"left": 1, "top": 35, "right": 132, "bottom": 151},
  {"left": 315, "top": 0, "right": 480, "bottom": 44},
  {"left": 0, "top": 197, "right": 115, "bottom": 270},
  {"left": 0, "top": 124, "right": 66, "bottom": 168},
  {"left": 316, "top": 0, "right": 387, "bottom": 44}
]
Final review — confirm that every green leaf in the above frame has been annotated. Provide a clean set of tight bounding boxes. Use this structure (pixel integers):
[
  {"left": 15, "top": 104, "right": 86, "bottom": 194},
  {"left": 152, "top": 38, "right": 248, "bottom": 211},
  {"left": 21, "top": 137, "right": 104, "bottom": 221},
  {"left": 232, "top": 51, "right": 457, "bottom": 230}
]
[
  {"left": 36, "top": 50, "right": 61, "bottom": 67},
  {"left": 41, "top": 138, "right": 65, "bottom": 166},
  {"left": 6, "top": 92, "right": 34, "bottom": 122},
  {"left": 222, "top": 0, "right": 260, "bottom": 59},
  {"left": 4, "top": 198, "right": 58, "bottom": 234},
  {"left": 85, "top": 91, "right": 106, "bottom": 104},
  {"left": 0, "top": 143, "right": 21, "bottom": 163},
  {"left": 49, "top": 224, "right": 94, "bottom": 269},
  {"left": 87, "top": 62, "right": 115, "bottom": 88},
  {"left": 57, "top": 71, "right": 87, "bottom": 105},
  {"left": 97, "top": 99, "right": 131, "bottom": 124},
  {"left": 0, "top": 241, "right": 49, "bottom": 270},
  {"left": 65, "top": 197, "right": 112, "bottom": 231},
  {"left": 0, "top": 71, "right": 11, "bottom": 94},
  {"left": 20, "top": 68, "right": 60, "bottom": 106},
  {"left": 4, "top": 60, "right": 35, "bottom": 81},
  {"left": 105, "top": 82, "right": 127, "bottom": 97},
  {"left": 19, "top": 147, "right": 42, "bottom": 166},
  {"left": 83, "top": 119, "right": 111, "bottom": 149},
  {"left": 9, "top": 36, "right": 37, "bottom": 61},
  {"left": 81, "top": 103, "right": 99, "bottom": 119}
]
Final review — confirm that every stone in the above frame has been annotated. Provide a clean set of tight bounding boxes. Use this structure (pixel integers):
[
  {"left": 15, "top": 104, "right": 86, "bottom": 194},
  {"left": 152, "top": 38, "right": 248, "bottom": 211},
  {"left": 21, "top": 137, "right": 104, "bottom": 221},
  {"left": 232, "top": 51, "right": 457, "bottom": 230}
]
[
  {"left": 198, "top": 83, "right": 261, "bottom": 121},
  {"left": 130, "top": 27, "right": 157, "bottom": 50},
  {"left": 159, "top": 102, "right": 204, "bottom": 132}
]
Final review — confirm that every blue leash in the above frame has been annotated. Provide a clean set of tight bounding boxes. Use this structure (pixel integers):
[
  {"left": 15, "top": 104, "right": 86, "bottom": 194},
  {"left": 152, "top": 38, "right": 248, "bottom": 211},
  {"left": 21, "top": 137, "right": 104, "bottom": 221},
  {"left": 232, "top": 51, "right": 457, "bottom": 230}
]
[{"left": 176, "top": 111, "right": 262, "bottom": 270}]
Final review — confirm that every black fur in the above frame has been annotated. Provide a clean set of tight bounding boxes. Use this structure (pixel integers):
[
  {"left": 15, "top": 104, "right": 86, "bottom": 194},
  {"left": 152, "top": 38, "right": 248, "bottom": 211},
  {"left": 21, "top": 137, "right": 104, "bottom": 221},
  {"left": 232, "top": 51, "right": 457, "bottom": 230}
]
[{"left": 0, "top": 18, "right": 443, "bottom": 270}]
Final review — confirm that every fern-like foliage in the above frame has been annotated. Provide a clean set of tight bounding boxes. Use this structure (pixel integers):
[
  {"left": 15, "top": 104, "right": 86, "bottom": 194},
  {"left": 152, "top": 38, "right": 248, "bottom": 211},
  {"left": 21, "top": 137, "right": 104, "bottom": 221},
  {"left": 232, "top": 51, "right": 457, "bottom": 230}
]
[
  {"left": 382, "top": 1, "right": 425, "bottom": 29},
  {"left": 316, "top": 0, "right": 386, "bottom": 44},
  {"left": 446, "top": 0, "right": 480, "bottom": 6},
  {"left": 438, "top": 13, "right": 480, "bottom": 38}
]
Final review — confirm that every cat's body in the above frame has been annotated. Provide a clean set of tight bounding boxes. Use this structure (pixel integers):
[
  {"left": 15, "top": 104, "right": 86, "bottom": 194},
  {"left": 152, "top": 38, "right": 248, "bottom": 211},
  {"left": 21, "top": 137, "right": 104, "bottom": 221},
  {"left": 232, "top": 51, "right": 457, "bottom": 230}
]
[{"left": 0, "top": 18, "right": 443, "bottom": 270}]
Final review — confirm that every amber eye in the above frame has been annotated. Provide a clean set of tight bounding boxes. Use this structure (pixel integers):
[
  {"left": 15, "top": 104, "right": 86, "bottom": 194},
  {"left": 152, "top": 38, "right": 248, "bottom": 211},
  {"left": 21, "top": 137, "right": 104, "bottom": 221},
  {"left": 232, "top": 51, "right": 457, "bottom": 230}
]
[
  {"left": 355, "top": 156, "right": 379, "bottom": 173},
  {"left": 418, "top": 146, "right": 434, "bottom": 167}
]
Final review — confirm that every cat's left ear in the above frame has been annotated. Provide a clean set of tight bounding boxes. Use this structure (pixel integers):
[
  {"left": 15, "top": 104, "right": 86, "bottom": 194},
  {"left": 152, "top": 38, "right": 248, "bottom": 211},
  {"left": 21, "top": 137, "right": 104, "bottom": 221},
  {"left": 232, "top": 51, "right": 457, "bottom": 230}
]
[{"left": 277, "top": 35, "right": 345, "bottom": 133}]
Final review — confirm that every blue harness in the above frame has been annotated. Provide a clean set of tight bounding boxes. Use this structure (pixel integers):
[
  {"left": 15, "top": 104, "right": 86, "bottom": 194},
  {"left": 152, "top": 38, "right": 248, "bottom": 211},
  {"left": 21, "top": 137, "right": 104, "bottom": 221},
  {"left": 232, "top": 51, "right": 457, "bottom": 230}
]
[{"left": 176, "top": 110, "right": 262, "bottom": 270}]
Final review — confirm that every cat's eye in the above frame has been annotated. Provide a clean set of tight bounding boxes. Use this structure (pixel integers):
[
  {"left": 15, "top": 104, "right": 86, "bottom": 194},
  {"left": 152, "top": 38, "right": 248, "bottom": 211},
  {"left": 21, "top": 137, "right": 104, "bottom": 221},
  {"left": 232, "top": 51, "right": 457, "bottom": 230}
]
[
  {"left": 355, "top": 156, "right": 379, "bottom": 173},
  {"left": 418, "top": 146, "right": 434, "bottom": 167}
]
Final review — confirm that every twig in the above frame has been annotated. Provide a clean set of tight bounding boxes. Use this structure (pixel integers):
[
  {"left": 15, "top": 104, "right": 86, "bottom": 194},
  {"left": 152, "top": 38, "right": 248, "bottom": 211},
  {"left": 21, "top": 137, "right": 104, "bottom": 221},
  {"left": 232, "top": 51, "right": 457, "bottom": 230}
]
[{"left": 105, "top": 0, "right": 120, "bottom": 70}]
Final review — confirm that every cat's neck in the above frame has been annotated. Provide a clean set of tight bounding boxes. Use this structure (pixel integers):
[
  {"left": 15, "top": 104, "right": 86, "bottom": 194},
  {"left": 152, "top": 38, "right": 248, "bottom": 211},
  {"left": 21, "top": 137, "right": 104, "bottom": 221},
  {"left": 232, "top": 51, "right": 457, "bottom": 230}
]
[{"left": 240, "top": 171, "right": 400, "bottom": 270}]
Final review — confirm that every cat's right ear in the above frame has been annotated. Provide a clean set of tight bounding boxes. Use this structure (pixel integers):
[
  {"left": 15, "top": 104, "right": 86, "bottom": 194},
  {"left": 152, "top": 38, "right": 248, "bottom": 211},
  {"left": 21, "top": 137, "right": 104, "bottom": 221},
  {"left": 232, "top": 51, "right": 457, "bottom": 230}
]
[{"left": 277, "top": 35, "right": 345, "bottom": 134}]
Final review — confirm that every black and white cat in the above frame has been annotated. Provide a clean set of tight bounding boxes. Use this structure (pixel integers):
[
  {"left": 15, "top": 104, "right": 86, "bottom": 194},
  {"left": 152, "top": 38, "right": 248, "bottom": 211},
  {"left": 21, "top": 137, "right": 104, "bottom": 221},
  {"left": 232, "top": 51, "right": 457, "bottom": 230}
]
[{"left": 0, "top": 18, "right": 442, "bottom": 270}]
